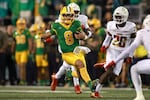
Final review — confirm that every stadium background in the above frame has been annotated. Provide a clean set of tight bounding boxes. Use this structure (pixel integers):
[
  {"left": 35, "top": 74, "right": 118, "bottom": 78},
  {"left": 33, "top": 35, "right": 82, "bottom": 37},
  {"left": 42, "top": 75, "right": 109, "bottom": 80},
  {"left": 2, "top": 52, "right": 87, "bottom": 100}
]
[{"left": 0, "top": 0, "right": 150, "bottom": 89}]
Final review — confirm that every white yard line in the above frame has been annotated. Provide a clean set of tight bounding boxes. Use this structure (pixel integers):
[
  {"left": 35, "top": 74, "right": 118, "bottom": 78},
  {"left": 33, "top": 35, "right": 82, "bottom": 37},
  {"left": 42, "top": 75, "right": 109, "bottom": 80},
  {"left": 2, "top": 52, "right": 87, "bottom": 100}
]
[{"left": 0, "top": 89, "right": 106, "bottom": 94}]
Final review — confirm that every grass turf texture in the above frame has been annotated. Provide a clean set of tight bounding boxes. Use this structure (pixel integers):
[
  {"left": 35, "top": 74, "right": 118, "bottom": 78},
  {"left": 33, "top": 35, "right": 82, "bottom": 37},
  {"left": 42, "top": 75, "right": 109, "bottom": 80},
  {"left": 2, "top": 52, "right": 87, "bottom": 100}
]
[{"left": 0, "top": 86, "right": 149, "bottom": 100}]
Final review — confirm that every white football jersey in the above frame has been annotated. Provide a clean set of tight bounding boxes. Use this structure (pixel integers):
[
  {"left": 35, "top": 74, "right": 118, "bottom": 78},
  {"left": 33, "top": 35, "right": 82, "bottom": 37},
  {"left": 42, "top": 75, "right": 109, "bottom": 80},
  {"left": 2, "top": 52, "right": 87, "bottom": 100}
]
[
  {"left": 76, "top": 14, "right": 89, "bottom": 29},
  {"left": 115, "top": 27, "right": 150, "bottom": 63},
  {"left": 103, "top": 21, "right": 136, "bottom": 51}
]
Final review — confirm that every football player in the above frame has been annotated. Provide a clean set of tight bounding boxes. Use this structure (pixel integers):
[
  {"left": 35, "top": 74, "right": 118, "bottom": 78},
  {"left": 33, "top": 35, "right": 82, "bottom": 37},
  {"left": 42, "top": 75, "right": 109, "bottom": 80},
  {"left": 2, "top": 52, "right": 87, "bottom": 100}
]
[
  {"left": 41, "top": 6, "right": 95, "bottom": 96},
  {"left": 33, "top": 22, "right": 49, "bottom": 85},
  {"left": 93, "top": 6, "right": 137, "bottom": 98},
  {"left": 13, "top": 18, "right": 32, "bottom": 85},
  {"left": 50, "top": 3, "right": 93, "bottom": 94},
  {"left": 68, "top": 2, "right": 92, "bottom": 38},
  {"left": 102, "top": 15, "right": 150, "bottom": 100}
]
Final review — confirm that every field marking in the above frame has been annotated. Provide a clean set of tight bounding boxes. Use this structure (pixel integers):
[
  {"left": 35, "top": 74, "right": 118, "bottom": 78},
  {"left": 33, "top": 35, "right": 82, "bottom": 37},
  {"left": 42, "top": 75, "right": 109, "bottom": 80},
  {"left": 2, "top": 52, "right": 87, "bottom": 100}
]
[
  {"left": 0, "top": 86, "right": 148, "bottom": 94},
  {"left": 0, "top": 90, "right": 70, "bottom": 93},
  {"left": 0, "top": 90, "right": 106, "bottom": 94},
  {"left": 0, "top": 90, "right": 92, "bottom": 93}
]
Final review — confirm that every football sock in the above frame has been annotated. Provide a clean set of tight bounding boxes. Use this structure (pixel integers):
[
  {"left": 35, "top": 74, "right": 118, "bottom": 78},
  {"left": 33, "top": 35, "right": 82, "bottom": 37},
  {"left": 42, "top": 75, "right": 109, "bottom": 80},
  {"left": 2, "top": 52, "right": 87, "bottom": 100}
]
[
  {"left": 73, "top": 77, "right": 79, "bottom": 86},
  {"left": 87, "top": 81, "right": 94, "bottom": 92},
  {"left": 96, "top": 83, "right": 103, "bottom": 92},
  {"left": 79, "top": 67, "right": 91, "bottom": 83},
  {"left": 55, "top": 65, "right": 66, "bottom": 79}
]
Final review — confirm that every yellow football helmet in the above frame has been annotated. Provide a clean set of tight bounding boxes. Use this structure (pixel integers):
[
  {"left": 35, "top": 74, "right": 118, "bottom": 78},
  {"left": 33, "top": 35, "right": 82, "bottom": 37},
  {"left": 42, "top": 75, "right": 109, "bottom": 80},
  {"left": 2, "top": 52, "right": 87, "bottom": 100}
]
[
  {"left": 16, "top": 18, "right": 26, "bottom": 30},
  {"left": 88, "top": 18, "right": 101, "bottom": 30},
  {"left": 60, "top": 6, "right": 75, "bottom": 25},
  {"left": 29, "top": 24, "right": 38, "bottom": 36},
  {"left": 37, "top": 22, "right": 46, "bottom": 34}
]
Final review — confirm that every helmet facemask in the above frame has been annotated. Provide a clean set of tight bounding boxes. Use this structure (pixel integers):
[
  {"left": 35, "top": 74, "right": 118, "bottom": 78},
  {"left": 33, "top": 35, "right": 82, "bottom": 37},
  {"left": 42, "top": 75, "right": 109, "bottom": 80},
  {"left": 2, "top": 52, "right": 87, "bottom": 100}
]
[
  {"left": 60, "top": 6, "right": 75, "bottom": 25},
  {"left": 16, "top": 18, "right": 26, "bottom": 31},
  {"left": 61, "top": 13, "right": 74, "bottom": 25},
  {"left": 113, "top": 6, "right": 129, "bottom": 25},
  {"left": 68, "top": 3, "right": 80, "bottom": 18},
  {"left": 74, "top": 10, "right": 80, "bottom": 18},
  {"left": 114, "top": 15, "right": 126, "bottom": 24},
  {"left": 37, "top": 22, "right": 46, "bottom": 34}
]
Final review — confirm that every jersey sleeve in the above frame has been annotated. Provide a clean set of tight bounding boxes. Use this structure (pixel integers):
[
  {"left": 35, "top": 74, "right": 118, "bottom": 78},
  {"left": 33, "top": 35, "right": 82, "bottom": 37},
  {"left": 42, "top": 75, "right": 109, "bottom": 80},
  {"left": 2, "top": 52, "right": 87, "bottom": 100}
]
[
  {"left": 102, "top": 22, "right": 112, "bottom": 47},
  {"left": 102, "top": 32, "right": 112, "bottom": 47},
  {"left": 50, "top": 22, "right": 57, "bottom": 35},
  {"left": 130, "top": 23, "right": 137, "bottom": 33},
  {"left": 82, "top": 15, "right": 89, "bottom": 29},
  {"left": 106, "top": 21, "right": 112, "bottom": 33}
]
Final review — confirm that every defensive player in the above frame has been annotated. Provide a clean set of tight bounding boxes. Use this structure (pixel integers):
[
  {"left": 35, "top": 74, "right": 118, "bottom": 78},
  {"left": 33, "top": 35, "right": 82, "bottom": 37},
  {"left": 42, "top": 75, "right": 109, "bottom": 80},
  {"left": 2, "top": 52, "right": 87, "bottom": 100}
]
[
  {"left": 42, "top": 6, "right": 95, "bottom": 96},
  {"left": 101, "top": 15, "right": 150, "bottom": 100},
  {"left": 93, "top": 6, "right": 136, "bottom": 98}
]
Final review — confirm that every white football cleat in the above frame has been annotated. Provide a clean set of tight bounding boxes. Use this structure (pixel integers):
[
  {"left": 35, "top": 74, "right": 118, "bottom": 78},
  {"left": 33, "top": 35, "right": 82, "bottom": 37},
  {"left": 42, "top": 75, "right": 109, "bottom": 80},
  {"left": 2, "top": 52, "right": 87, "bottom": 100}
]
[{"left": 134, "top": 95, "right": 145, "bottom": 100}]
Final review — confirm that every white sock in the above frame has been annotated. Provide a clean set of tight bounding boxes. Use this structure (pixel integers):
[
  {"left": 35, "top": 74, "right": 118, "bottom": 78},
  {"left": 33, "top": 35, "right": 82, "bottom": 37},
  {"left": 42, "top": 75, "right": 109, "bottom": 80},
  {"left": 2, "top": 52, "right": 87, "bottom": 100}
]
[
  {"left": 55, "top": 65, "right": 66, "bottom": 79},
  {"left": 73, "top": 77, "right": 79, "bottom": 86},
  {"left": 137, "top": 91, "right": 143, "bottom": 97},
  {"left": 96, "top": 83, "right": 103, "bottom": 92}
]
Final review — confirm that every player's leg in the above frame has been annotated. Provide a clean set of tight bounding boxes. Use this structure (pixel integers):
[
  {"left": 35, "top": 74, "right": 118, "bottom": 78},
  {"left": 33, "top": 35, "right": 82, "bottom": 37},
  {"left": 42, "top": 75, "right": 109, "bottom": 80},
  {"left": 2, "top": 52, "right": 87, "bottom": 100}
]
[
  {"left": 35, "top": 55, "right": 42, "bottom": 85},
  {"left": 92, "top": 67, "right": 115, "bottom": 98},
  {"left": 93, "top": 48, "right": 123, "bottom": 98},
  {"left": 75, "top": 58, "right": 95, "bottom": 93},
  {"left": 131, "top": 59, "right": 150, "bottom": 100},
  {"left": 93, "top": 48, "right": 113, "bottom": 97},
  {"left": 120, "top": 62, "right": 128, "bottom": 87},
  {"left": 51, "top": 61, "right": 70, "bottom": 90},
  {"left": 62, "top": 53, "right": 95, "bottom": 96},
  {"left": 71, "top": 65, "right": 82, "bottom": 94},
  {"left": 19, "top": 51, "right": 28, "bottom": 85}
]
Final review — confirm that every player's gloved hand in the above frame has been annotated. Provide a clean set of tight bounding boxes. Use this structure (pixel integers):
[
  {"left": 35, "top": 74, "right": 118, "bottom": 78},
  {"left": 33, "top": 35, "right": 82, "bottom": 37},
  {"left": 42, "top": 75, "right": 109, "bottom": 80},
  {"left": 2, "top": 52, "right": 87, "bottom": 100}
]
[
  {"left": 45, "top": 37, "right": 53, "bottom": 43},
  {"left": 125, "top": 57, "right": 132, "bottom": 64},
  {"left": 94, "top": 62, "right": 105, "bottom": 68},
  {"left": 100, "top": 46, "right": 106, "bottom": 53},
  {"left": 105, "top": 61, "right": 116, "bottom": 71}
]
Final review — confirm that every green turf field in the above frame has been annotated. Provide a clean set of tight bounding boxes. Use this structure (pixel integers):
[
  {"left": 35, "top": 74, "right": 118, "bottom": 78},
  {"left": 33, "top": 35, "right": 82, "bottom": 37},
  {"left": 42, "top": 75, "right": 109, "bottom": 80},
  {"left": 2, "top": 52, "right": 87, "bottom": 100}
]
[{"left": 0, "top": 86, "right": 149, "bottom": 100}]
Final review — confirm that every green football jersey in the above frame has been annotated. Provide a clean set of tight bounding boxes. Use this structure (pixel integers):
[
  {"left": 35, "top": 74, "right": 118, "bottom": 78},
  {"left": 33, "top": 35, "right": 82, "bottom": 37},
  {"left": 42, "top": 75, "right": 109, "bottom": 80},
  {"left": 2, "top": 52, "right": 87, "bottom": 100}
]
[
  {"left": 34, "top": 34, "right": 44, "bottom": 55},
  {"left": 50, "top": 20, "right": 82, "bottom": 53},
  {"left": 13, "top": 29, "right": 31, "bottom": 51}
]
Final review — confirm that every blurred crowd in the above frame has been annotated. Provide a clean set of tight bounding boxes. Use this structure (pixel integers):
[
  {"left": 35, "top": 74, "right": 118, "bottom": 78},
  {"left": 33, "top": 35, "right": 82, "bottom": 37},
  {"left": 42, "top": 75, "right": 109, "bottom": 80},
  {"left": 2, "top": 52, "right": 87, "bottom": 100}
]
[
  {"left": 0, "top": 0, "right": 150, "bottom": 88},
  {"left": 1, "top": 0, "right": 149, "bottom": 26}
]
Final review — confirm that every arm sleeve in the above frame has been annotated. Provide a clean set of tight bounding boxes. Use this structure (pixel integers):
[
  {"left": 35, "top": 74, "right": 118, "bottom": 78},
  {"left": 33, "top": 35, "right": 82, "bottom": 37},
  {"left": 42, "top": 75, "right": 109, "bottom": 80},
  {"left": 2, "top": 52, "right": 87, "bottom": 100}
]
[
  {"left": 102, "top": 32, "right": 112, "bottom": 47},
  {"left": 50, "top": 23, "right": 57, "bottom": 35},
  {"left": 83, "top": 16, "right": 89, "bottom": 29}
]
